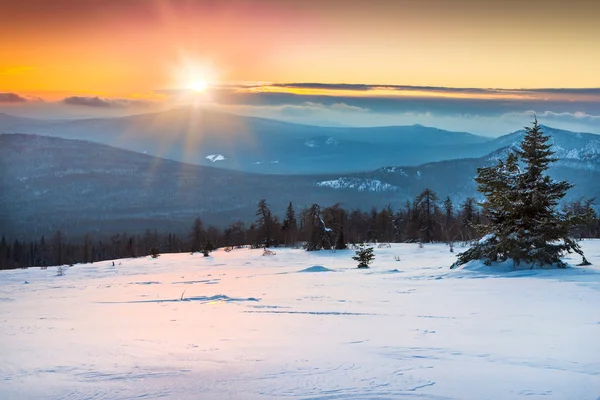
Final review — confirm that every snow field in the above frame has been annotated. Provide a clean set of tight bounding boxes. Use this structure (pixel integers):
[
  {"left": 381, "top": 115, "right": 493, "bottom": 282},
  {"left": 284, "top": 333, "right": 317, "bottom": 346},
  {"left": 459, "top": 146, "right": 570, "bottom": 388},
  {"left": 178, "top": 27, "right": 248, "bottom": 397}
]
[{"left": 1, "top": 242, "right": 600, "bottom": 399}]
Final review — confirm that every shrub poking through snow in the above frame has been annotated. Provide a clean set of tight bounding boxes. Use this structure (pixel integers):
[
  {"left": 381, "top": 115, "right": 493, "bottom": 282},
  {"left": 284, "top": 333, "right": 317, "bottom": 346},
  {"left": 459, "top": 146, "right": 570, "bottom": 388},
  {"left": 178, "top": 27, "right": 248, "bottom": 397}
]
[
  {"left": 150, "top": 247, "right": 160, "bottom": 258},
  {"left": 263, "top": 248, "right": 276, "bottom": 256},
  {"left": 202, "top": 241, "right": 215, "bottom": 257},
  {"left": 352, "top": 243, "right": 374, "bottom": 269},
  {"left": 56, "top": 265, "right": 65, "bottom": 276}
]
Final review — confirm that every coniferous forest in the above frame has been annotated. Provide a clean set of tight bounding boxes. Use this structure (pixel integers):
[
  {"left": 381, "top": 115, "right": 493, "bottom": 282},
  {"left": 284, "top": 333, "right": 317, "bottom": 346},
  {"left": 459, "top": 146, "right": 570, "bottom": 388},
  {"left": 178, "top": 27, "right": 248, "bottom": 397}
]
[
  {"left": 2, "top": 121, "right": 599, "bottom": 271},
  {"left": 1, "top": 192, "right": 599, "bottom": 270}
]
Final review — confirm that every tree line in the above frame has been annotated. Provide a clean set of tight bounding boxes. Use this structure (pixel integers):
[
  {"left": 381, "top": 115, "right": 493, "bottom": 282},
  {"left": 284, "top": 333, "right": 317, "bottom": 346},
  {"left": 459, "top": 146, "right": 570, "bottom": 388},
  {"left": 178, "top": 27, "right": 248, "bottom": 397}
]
[{"left": 1, "top": 191, "right": 598, "bottom": 270}]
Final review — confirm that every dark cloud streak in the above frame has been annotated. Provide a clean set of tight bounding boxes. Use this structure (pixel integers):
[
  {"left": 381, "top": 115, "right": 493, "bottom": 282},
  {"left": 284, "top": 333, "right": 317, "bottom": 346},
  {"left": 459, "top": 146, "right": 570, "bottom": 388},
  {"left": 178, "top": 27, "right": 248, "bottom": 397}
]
[
  {"left": 0, "top": 92, "right": 28, "bottom": 103},
  {"left": 63, "top": 96, "right": 112, "bottom": 107},
  {"left": 210, "top": 89, "right": 600, "bottom": 117},
  {"left": 267, "top": 83, "right": 600, "bottom": 97},
  {"left": 62, "top": 96, "right": 151, "bottom": 108}
]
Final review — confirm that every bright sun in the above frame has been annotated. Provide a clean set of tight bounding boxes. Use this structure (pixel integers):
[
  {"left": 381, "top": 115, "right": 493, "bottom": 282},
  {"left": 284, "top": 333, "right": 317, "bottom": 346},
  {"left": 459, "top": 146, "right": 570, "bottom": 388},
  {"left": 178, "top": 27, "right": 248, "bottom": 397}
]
[{"left": 188, "top": 80, "right": 208, "bottom": 92}]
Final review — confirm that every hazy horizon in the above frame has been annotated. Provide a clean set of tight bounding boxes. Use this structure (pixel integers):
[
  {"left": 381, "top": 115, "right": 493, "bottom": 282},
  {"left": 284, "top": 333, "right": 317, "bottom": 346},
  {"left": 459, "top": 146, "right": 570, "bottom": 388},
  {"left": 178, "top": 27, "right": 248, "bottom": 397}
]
[{"left": 1, "top": 0, "right": 600, "bottom": 136}]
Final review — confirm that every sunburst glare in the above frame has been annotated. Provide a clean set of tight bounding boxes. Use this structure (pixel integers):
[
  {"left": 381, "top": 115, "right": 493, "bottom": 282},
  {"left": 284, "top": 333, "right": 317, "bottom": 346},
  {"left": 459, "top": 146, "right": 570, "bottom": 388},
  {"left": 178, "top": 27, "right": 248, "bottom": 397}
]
[{"left": 188, "top": 80, "right": 208, "bottom": 92}]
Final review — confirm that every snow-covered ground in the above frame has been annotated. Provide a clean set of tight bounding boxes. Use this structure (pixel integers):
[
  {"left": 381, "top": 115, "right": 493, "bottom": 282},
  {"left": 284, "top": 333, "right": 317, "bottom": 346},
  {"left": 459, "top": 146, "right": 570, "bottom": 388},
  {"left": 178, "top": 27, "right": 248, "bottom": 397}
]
[{"left": 2, "top": 242, "right": 600, "bottom": 400}]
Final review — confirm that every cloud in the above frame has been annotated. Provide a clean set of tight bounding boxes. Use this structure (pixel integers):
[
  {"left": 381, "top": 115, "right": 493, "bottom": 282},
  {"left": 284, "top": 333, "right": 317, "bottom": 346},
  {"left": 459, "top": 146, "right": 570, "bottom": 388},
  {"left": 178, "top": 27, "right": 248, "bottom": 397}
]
[
  {"left": 0, "top": 92, "right": 28, "bottom": 103},
  {"left": 62, "top": 96, "right": 151, "bottom": 108},
  {"left": 237, "top": 82, "right": 600, "bottom": 100},
  {"left": 532, "top": 110, "right": 600, "bottom": 122},
  {"left": 211, "top": 101, "right": 600, "bottom": 136},
  {"left": 156, "top": 82, "right": 600, "bottom": 118},
  {"left": 275, "top": 102, "right": 368, "bottom": 117},
  {"left": 499, "top": 110, "right": 600, "bottom": 132},
  {"left": 63, "top": 96, "right": 112, "bottom": 107},
  {"left": 330, "top": 102, "right": 367, "bottom": 113},
  {"left": 269, "top": 82, "right": 504, "bottom": 95},
  {"left": 210, "top": 89, "right": 600, "bottom": 117},
  {"left": 271, "top": 83, "right": 374, "bottom": 91},
  {"left": 525, "top": 88, "right": 600, "bottom": 95}
]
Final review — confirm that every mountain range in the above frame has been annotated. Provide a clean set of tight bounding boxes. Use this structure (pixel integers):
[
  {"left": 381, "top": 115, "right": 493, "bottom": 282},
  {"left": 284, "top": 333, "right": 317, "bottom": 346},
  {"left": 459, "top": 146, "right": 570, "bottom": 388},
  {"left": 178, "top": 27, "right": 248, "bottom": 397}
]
[
  {"left": 1, "top": 115, "right": 599, "bottom": 238},
  {"left": 1, "top": 108, "right": 496, "bottom": 174},
  {"left": 0, "top": 134, "right": 380, "bottom": 238}
]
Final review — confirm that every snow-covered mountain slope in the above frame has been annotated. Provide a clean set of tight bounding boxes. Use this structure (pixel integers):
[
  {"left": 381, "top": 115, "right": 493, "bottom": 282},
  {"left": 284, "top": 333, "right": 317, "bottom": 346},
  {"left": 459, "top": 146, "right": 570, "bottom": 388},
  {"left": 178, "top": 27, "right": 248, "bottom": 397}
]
[
  {"left": 491, "top": 125, "right": 600, "bottom": 160},
  {"left": 315, "top": 127, "right": 600, "bottom": 205},
  {"left": 2, "top": 242, "right": 600, "bottom": 399},
  {"left": 317, "top": 177, "right": 398, "bottom": 192}
]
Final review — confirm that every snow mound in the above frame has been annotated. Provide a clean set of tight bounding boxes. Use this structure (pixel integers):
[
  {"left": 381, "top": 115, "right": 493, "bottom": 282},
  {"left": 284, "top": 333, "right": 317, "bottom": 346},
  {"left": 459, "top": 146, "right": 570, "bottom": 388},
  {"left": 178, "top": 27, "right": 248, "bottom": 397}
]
[
  {"left": 385, "top": 269, "right": 402, "bottom": 274},
  {"left": 298, "top": 265, "right": 334, "bottom": 273},
  {"left": 454, "top": 259, "right": 569, "bottom": 275}
]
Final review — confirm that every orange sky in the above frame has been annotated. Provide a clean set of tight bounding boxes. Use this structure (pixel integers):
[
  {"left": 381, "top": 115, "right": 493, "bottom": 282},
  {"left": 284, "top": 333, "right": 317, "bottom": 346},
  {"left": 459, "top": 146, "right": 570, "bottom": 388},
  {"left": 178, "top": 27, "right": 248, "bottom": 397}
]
[{"left": 1, "top": 0, "right": 600, "bottom": 101}]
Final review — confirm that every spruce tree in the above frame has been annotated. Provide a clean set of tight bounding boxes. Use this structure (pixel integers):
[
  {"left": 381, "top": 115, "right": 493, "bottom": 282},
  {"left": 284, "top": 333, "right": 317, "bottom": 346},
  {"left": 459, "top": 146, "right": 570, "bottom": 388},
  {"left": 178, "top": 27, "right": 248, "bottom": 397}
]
[
  {"left": 460, "top": 197, "right": 478, "bottom": 240},
  {"left": 443, "top": 196, "right": 456, "bottom": 250},
  {"left": 443, "top": 196, "right": 454, "bottom": 224},
  {"left": 452, "top": 118, "right": 586, "bottom": 268},
  {"left": 189, "top": 217, "right": 206, "bottom": 253},
  {"left": 352, "top": 243, "right": 375, "bottom": 268},
  {"left": 413, "top": 188, "right": 439, "bottom": 243},
  {"left": 255, "top": 199, "right": 274, "bottom": 247},
  {"left": 282, "top": 201, "right": 298, "bottom": 245}
]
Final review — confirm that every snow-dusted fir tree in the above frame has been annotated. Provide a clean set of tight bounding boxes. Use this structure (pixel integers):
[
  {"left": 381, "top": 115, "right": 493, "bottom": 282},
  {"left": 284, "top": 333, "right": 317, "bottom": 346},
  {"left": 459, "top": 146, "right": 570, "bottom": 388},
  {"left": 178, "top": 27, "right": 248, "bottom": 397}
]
[
  {"left": 452, "top": 118, "right": 586, "bottom": 268},
  {"left": 352, "top": 243, "right": 375, "bottom": 268}
]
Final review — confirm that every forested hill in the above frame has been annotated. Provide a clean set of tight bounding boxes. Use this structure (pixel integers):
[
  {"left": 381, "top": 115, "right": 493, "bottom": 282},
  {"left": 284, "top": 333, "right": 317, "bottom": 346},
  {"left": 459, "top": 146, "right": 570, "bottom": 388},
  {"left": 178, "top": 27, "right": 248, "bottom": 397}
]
[{"left": 1, "top": 133, "right": 599, "bottom": 239}]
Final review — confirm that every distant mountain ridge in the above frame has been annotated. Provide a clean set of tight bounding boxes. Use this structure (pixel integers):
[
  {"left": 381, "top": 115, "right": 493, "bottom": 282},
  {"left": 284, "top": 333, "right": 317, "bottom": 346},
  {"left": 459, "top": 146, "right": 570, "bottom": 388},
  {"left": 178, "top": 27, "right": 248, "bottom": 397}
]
[
  {"left": 0, "top": 108, "right": 496, "bottom": 174},
  {"left": 320, "top": 139, "right": 600, "bottom": 205},
  {"left": 3, "top": 109, "right": 599, "bottom": 176},
  {"left": 1, "top": 132, "right": 599, "bottom": 238}
]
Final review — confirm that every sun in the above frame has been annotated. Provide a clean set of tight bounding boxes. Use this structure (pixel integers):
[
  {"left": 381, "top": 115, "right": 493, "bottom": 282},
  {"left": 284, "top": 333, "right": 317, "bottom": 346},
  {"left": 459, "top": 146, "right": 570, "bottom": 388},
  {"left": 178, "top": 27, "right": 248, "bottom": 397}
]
[{"left": 188, "top": 80, "right": 208, "bottom": 92}]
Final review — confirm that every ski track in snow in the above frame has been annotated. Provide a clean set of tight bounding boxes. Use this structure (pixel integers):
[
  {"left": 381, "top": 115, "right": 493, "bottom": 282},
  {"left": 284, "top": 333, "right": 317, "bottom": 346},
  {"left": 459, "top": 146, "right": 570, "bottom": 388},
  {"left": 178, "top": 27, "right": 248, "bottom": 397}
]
[{"left": 1, "top": 242, "right": 600, "bottom": 399}]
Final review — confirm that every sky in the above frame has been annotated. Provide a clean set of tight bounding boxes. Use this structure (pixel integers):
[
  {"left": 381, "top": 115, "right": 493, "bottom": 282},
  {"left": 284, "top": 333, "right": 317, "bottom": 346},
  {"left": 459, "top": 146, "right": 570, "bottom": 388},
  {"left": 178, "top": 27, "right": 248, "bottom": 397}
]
[{"left": 1, "top": 0, "right": 600, "bottom": 135}]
